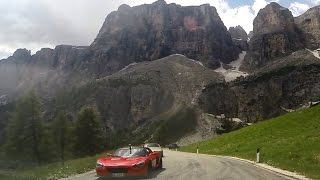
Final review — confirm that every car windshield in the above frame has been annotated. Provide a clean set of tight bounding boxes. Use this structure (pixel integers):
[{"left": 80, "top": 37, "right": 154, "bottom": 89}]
[
  {"left": 144, "top": 143, "right": 160, "bottom": 147},
  {"left": 113, "top": 148, "right": 148, "bottom": 157}
]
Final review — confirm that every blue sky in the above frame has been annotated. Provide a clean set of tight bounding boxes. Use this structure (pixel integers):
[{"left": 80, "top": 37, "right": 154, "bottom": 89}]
[
  {"left": 0, "top": 0, "right": 319, "bottom": 59},
  {"left": 227, "top": 0, "right": 252, "bottom": 7}
]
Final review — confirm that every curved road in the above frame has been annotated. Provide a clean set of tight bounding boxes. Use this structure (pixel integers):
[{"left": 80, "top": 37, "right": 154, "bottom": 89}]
[{"left": 63, "top": 150, "right": 287, "bottom": 180}]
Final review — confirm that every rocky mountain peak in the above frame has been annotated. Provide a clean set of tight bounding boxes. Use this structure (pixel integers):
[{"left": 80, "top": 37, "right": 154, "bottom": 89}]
[
  {"left": 89, "top": 2, "right": 240, "bottom": 77},
  {"left": 229, "top": 26, "right": 248, "bottom": 40},
  {"left": 12, "top": 48, "right": 31, "bottom": 57},
  {"left": 248, "top": 31, "right": 254, "bottom": 39},
  {"left": 241, "top": 2, "right": 305, "bottom": 72},
  {"left": 153, "top": 0, "right": 167, "bottom": 6},
  {"left": 295, "top": 5, "right": 320, "bottom": 49},
  {"left": 253, "top": 2, "right": 295, "bottom": 34},
  {"left": 229, "top": 26, "right": 249, "bottom": 51},
  {"left": 118, "top": 4, "right": 131, "bottom": 11},
  {"left": 5, "top": 48, "right": 32, "bottom": 64}
]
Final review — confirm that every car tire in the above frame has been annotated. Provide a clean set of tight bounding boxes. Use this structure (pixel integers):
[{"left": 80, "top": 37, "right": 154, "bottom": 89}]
[
  {"left": 147, "top": 161, "right": 153, "bottom": 177},
  {"left": 158, "top": 158, "right": 163, "bottom": 169}
]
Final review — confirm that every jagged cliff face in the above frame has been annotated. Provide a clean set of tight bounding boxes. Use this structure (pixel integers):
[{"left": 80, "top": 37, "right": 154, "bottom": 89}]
[
  {"left": 89, "top": 0, "right": 239, "bottom": 77},
  {"left": 229, "top": 26, "right": 248, "bottom": 40},
  {"left": 228, "top": 26, "right": 249, "bottom": 51},
  {"left": 295, "top": 6, "right": 320, "bottom": 49},
  {"left": 200, "top": 50, "right": 320, "bottom": 122},
  {"left": 0, "top": 49, "right": 32, "bottom": 99},
  {"left": 241, "top": 2, "right": 305, "bottom": 72},
  {"left": 253, "top": 3, "right": 296, "bottom": 34},
  {"left": 0, "top": 45, "right": 91, "bottom": 101},
  {"left": 199, "top": 51, "right": 320, "bottom": 122}
]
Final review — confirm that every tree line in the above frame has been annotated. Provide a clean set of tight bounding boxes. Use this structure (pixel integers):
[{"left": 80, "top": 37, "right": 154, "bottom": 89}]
[{"left": 1, "top": 90, "right": 107, "bottom": 165}]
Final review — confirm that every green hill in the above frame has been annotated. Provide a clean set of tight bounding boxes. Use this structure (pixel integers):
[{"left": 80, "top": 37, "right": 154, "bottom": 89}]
[{"left": 181, "top": 105, "right": 320, "bottom": 179}]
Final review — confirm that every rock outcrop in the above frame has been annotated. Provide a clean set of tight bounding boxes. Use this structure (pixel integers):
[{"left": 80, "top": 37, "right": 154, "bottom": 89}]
[
  {"left": 248, "top": 31, "right": 254, "bottom": 39},
  {"left": 241, "top": 2, "right": 305, "bottom": 72},
  {"left": 295, "top": 5, "right": 320, "bottom": 49},
  {"left": 88, "top": 0, "right": 240, "bottom": 77},
  {"left": 0, "top": 45, "right": 91, "bottom": 100},
  {"left": 229, "top": 26, "right": 249, "bottom": 51},
  {"left": 229, "top": 26, "right": 248, "bottom": 40},
  {"left": 200, "top": 50, "right": 320, "bottom": 122},
  {"left": 0, "top": 49, "right": 32, "bottom": 98}
]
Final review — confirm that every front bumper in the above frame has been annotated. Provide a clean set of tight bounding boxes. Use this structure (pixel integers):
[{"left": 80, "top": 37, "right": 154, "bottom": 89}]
[{"left": 96, "top": 165, "right": 148, "bottom": 177}]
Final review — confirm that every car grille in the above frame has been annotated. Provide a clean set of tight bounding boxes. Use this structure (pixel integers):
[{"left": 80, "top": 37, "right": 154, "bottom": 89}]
[{"left": 107, "top": 168, "right": 128, "bottom": 173}]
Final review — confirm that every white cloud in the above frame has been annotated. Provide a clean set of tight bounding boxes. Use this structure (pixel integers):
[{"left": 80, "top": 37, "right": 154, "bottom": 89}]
[
  {"left": 0, "top": 46, "right": 15, "bottom": 60},
  {"left": 0, "top": 0, "right": 119, "bottom": 59},
  {"left": 289, "top": 2, "right": 310, "bottom": 16},
  {"left": 310, "top": 0, "right": 320, "bottom": 5},
  {"left": 208, "top": 0, "right": 279, "bottom": 33}
]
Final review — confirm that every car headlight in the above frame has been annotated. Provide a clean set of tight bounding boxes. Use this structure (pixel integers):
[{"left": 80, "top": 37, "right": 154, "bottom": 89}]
[
  {"left": 133, "top": 161, "right": 145, "bottom": 168},
  {"left": 96, "top": 161, "right": 104, "bottom": 168}
]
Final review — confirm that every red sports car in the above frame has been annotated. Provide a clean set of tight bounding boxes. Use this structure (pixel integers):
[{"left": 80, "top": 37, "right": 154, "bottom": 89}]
[{"left": 96, "top": 146, "right": 163, "bottom": 178}]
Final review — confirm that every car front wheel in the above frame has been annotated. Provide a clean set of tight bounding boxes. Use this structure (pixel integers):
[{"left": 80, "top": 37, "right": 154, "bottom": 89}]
[{"left": 158, "top": 158, "right": 163, "bottom": 169}]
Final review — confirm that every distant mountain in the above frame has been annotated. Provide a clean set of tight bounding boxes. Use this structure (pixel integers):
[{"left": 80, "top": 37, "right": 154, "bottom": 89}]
[
  {"left": 295, "top": 5, "right": 320, "bottom": 49},
  {"left": 200, "top": 49, "right": 320, "bottom": 122},
  {"left": 88, "top": 0, "right": 240, "bottom": 77},
  {"left": 0, "top": 46, "right": 91, "bottom": 101},
  {"left": 241, "top": 2, "right": 305, "bottom": 72},
  {"left": 229, "top": 26, "right": 248, "bottom": 40},
  {"left": 228, "top": 25, "right": 249, "bottom": 51}
]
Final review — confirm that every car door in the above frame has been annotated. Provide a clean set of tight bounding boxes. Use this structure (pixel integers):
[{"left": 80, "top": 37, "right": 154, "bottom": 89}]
[{"left": 145, "top": 148, "right": 157, "bottom": 168}]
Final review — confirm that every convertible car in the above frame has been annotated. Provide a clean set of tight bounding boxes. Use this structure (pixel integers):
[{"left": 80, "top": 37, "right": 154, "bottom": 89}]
[
  {"left": 143, "top": 143, "right": 163, "bottom": 157},
  {"left": 96, "top": 146, "right": 163, "bottom": 178}
]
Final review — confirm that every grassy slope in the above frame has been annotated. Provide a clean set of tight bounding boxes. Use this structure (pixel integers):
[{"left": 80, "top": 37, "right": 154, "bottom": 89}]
[
  {"left": 181, "top": 105, "right": 320, "bottom": 179},
  {"left": 130, "top": 103, "right": 197, "bottom": 145},
  {"left": 148, "top": 104, "right": 197, "bottom": 145},
  {"left": 0, "top": 151, "right": 112, "bottom": 180}
]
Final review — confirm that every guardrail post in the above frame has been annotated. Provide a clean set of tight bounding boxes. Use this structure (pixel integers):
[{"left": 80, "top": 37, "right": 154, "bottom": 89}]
[
  {"left": 197, "top": 147, "right": 199, "bottom": 154},
  {"left": 256, "top": 148, "right": 260, "bottom": 163}
]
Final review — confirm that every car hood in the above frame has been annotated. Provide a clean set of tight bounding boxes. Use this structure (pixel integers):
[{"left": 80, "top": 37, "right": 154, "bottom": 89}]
[
  {"left": 98, "top": 157, "right": 147, "bottom": 167},
  {"left": 148, "top": 147, "right": 162, "bottom": 152}
]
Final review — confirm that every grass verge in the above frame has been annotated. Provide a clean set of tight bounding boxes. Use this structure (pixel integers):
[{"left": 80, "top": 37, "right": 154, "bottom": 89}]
[
  {"left": 180, "top": 105, "right": 320, "bottom": 179},
  {"left": 0, "top": 151, "right": 112, "bottom": 180}
]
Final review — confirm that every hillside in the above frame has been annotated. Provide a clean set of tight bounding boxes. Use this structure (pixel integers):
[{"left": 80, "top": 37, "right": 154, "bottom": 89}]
[
  {"left": 44, "top": 54, "right": 224, "bottom": 145},
  {"left": 181, "top": 105, "right": 320, "bottom": 179},
  {"left": 199, "top": 49, "right": 320, "bottom": 123}
]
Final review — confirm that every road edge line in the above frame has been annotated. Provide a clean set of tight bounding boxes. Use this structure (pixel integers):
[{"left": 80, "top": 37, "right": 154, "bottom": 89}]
[{"left": 176, "top": 150, "right": 309, "bottom": 180}]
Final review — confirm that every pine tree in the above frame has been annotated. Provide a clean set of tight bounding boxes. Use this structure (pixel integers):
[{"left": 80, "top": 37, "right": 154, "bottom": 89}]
[
  {"left": 74, "top": 107, "right": 106, "bottom": 156},
  {"left": 4, "top": 91, "right": 43, "bottom": 164},
  {"left": 51, "top": 112, "right": 73, "bottom": 163}
]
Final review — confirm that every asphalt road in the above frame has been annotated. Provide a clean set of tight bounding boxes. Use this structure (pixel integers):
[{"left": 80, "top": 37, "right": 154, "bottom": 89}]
[{"left": 63, "top": 150, "right": 287, "bottom": 180}]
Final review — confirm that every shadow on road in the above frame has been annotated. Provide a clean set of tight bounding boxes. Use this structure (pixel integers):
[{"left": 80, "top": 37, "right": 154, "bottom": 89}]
[{"left": 96, "top": 168, "right": 166, "bottom": 180}]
